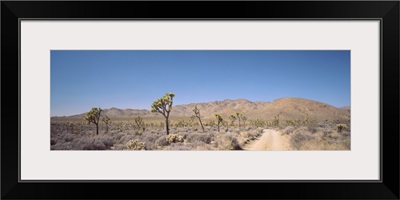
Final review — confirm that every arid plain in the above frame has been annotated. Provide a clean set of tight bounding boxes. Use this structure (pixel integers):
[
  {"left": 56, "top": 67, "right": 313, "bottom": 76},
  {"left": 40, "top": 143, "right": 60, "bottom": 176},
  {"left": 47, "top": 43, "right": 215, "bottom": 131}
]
[{"left": 51, "top": 97, "right": 351, "bottom": 151}]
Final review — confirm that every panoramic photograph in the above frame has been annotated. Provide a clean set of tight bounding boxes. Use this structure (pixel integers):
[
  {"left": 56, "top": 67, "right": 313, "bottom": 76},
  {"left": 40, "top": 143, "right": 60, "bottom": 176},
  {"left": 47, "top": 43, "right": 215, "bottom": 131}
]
[{"left": 51, "top": 50, "right": 351, "bottom": 151}]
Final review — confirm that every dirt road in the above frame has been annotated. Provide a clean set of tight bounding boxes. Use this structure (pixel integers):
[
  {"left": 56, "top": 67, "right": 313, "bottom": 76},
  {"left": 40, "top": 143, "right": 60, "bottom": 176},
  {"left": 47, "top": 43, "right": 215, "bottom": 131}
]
[{"left": 245, "top": 129, "right": 292, "bottom": 150}]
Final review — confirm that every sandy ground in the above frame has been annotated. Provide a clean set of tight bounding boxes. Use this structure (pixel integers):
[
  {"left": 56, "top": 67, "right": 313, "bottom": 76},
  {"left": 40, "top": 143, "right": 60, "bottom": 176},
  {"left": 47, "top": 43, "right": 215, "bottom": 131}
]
[{"left": 245, "top": 129, "right": 292, "bottom": 150}]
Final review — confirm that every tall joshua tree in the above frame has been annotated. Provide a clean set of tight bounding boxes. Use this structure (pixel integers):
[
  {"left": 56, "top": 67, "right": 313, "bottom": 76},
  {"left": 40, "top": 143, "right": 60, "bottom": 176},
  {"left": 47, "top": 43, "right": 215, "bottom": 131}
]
[
  {"left": 102, "top": 115, "right": 110, "bottom": 133},
  {"left": 84, "top": 107, "right": 102, "bottom": 135},
  {"left": 192, "top": 106, "right": 205, "bottom": 132},
  {"left": 215, "top": 114, "right": 223, "bottom": 132},
  {"left": 151, "top": 93, "right": 175, "bottom": 135}
]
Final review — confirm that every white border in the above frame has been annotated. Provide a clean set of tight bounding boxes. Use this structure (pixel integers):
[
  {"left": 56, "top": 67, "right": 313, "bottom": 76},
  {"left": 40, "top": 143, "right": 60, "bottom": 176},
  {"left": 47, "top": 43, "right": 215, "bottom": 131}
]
[{"left": 21, "top": 21, "right": 380, "bottom": 180}]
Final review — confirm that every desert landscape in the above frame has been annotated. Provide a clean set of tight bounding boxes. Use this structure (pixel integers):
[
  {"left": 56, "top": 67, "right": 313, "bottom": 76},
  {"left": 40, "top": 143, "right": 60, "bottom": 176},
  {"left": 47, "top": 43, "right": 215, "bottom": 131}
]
[
  {"left": 51, "top": 95, "right": 351, "bottom": 151},
  {"left": 51, "top": 50, "right": 350, "bottom": 151}
]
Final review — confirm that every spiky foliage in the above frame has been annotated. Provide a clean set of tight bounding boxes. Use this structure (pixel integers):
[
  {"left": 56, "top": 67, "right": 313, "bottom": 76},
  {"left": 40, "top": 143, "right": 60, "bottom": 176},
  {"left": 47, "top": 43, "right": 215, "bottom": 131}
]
[
  {"left": 126, "top": 139, "right": 145, "bottom": 150},
  {"left": 177, "top": 119, "right": 191, "bottom": 128},
  {"left": 84, "top": 107, "right": 102, "bottom": 135},
  {"left": 273, "top": 114, "right": 280, "bottom": 127},
  {"left": 215, "top": 114, "right": 223, "bottom": 132},
  {"left": 102, "top": 115, "right": 110, "bottom": 133},
  {"left": 241, "top": 115, "right": 247, "bottom": 128},
  {"left": 229, "top": 115, "right": 237, "bottom": 127},
  {"left": 134, "top": 116, "right": 145, "bottom": 135},
  {"left": 151, "top": 93, "right": 175, "bottom": 135},
  {"left": 236, "top": 113, "right": 247, "bottom": 129},
  {"left": 286, "top": 119, "right": 301, "bottom": 126},
  {"left": 236, "top": 112, "right": 242, "bottom": 128},
  {"left": 192, "top": 106, "right": 205, "bottom": 132},
  {"left": 252, "top": 118, "right": 265, "bottom": 128},
  {"left": 336, "top": 124, "right": 347, "bottom": 133},
  {"left": 65, "top": 122, "right": 74, "bottom": 134},
  {"left": 207, "top": 120, "right": 216, "bottom": 131},
  {"left": 166, "top": 134, "right": 184, "bottom": 143}
]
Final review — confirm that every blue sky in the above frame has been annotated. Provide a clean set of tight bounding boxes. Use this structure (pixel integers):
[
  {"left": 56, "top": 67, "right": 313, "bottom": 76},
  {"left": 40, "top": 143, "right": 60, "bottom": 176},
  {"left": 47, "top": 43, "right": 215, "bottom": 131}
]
[{"left": 51, "top": 50, "right": 350, "bottom": 116}]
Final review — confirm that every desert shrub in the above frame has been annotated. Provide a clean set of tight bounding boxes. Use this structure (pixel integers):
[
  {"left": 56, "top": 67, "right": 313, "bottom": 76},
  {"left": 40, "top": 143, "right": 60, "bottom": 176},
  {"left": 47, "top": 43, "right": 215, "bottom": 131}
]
[
  {"left": 336, "top": 124, "right": 348, "bottom": 133},
  {"left": 179, "top": 131, "right": 191, "bottom": 139},
  {"left": 228, "top": 127, "right": 241, "bottom": 134},
  {"left": 126, "top": 139, "right": 145, "bottom": 150},
  {"left": 120, "top": 134, "right": 137, "bottom": 144},
  {"left": 136, "top": 132, "right": 160, "bottom": 150},
  {"left": 111, "top": 143, "right": 126, "bottom": 150},
  {"left": 70, "top": 137, "right": 107, "bottom": 150},
  {"left": 186, "top": 133, "right": 213, "bottom": 144},
  {"left": 51, "top": 142, "right": 73, "bottom": 150},
  {"left": 62, "top": 134, "right": 77, "bottom": 142},
  {"left": 235, "top": 128, "right": 262, "bottom": 147},
  {"left": 181, "top": 141, "right": 212, "bottom": 150},
  {"left": 216, "top": 133, "right": 242, "bottom": 150},
  {"left": 290, "top": 131, "right": 316, "bottom": 150},
  {"left": 51, "top": 142, "right": 74, "bottom": 150},
  {"left": 94, "top": 135, "right": 114, "bottom": 149},
  {"left": 92, "top": 140, "right": 107, "bottom": 150},
  {"left": 113, "top": 132, "right": 127, "bottom": 141},
  {"left": 283, "top": 126, "right": 295, "bottom": 135},
  {"left": 322, "top": 129, "right": 331, "bottom": 137},
  {"left": 298, "top": 137, "right": 350, "bottom": 150},
  {"left": 144, "top": 142, "right": 157, "bottom": 150},
  {"left": 155, "top": 135, "right": 169, "bottom": 147},
  {"left": 164, "top": 143, "right": 192, "bottom": 150},
  {"left": 318, "top": 123, "right": 331, "bottom": 129},
  {"left": 166, "top": 134, "right": 184, "bottom": 143},
  {"left": 307, "top": 125, "right": 318, "bottom": 134},
  {"left": 141, "top": 133, "right": 159, "bottom": 144}
]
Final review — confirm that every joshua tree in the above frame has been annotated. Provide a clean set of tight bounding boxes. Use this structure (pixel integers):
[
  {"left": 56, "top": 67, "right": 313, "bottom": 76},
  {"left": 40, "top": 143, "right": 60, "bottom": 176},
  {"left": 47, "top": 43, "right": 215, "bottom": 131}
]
[
  {"left": 241, "top": 115, "right": 247, "bottom": 128},
  {"left": 229, "top": 115, "right": 237, "bottom": 127},
  {"left": 215, "top": 114, "right": 223, "bottom": 132},
  {"left": 134, "top": 116, "right": 145, "bottom": 135},
  {"left": 236, "top": 113, "right": 247, "bottom": 129},
  {"left": 304, "top": 112, "right": 310, "bottom": 125},
  {"left": 192, "top": 106, "right": 205, "bottom": 132},
  {"left": 102, "top": 115, "right": 110, "bottom": 133},
  {"left": 134, "top": 116, "right": 145, "bottom": 130},
  {"left": 273, "top": 114, "right": 280, "bottom": 127},
  {"left": 65, "top": 122, "right": 74, "bottom": 134},
  {"left": 151, "top": 92, "right": 174, "bottom": 135},
  {"left": 236, "top": 112, "right": 241, "bottom": 128},
  {"left": 253, "top": 118, "right": 264, "bottom": 128},
  {"left": 84, "top": 107, "right": 102, "bottom": 135}
]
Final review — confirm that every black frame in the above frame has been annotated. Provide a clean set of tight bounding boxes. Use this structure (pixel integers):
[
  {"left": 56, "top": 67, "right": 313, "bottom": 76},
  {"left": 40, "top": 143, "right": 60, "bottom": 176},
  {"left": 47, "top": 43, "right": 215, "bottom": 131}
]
[{"left": 2, "top": 1, "right": 399, "bottom": 199}]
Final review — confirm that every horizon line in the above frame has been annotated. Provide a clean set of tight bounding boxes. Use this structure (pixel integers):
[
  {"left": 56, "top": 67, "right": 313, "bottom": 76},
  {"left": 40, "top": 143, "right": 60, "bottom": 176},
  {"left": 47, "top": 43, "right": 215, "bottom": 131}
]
[{"left": 51, "top": 97, "right": 350, "bottom": 117}]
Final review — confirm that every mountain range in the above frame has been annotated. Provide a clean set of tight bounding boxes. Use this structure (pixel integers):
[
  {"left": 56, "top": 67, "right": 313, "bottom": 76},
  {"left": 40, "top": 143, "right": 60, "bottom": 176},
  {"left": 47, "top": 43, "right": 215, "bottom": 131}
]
[{"left": 53, "top": 97, "right": 350, "bottom": 122}]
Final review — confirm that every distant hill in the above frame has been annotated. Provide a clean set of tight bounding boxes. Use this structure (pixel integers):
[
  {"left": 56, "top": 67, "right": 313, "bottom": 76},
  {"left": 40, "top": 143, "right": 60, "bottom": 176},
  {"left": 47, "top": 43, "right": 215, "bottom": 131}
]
[
  {"left": 52, "top": 98, "right": 350, "bottom": 122},
  {"left": 340, "top": 106, "right": 351, "bottom": 111}
]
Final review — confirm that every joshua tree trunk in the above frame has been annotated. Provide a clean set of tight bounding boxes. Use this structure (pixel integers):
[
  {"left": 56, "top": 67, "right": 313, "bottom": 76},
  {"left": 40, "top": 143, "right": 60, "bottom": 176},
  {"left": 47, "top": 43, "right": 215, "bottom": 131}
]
[
  {"left": 96, "top": 123, "right": 99, "bottom": 135},
  {"left": 198, "top": 118, "right": 205, "bottom": 132},
  {"left": 217, "top": 122, "right": 220, "bottom": 132},
  {"left": 166, "top": 118, "right": 170, "bottom": 135}
]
